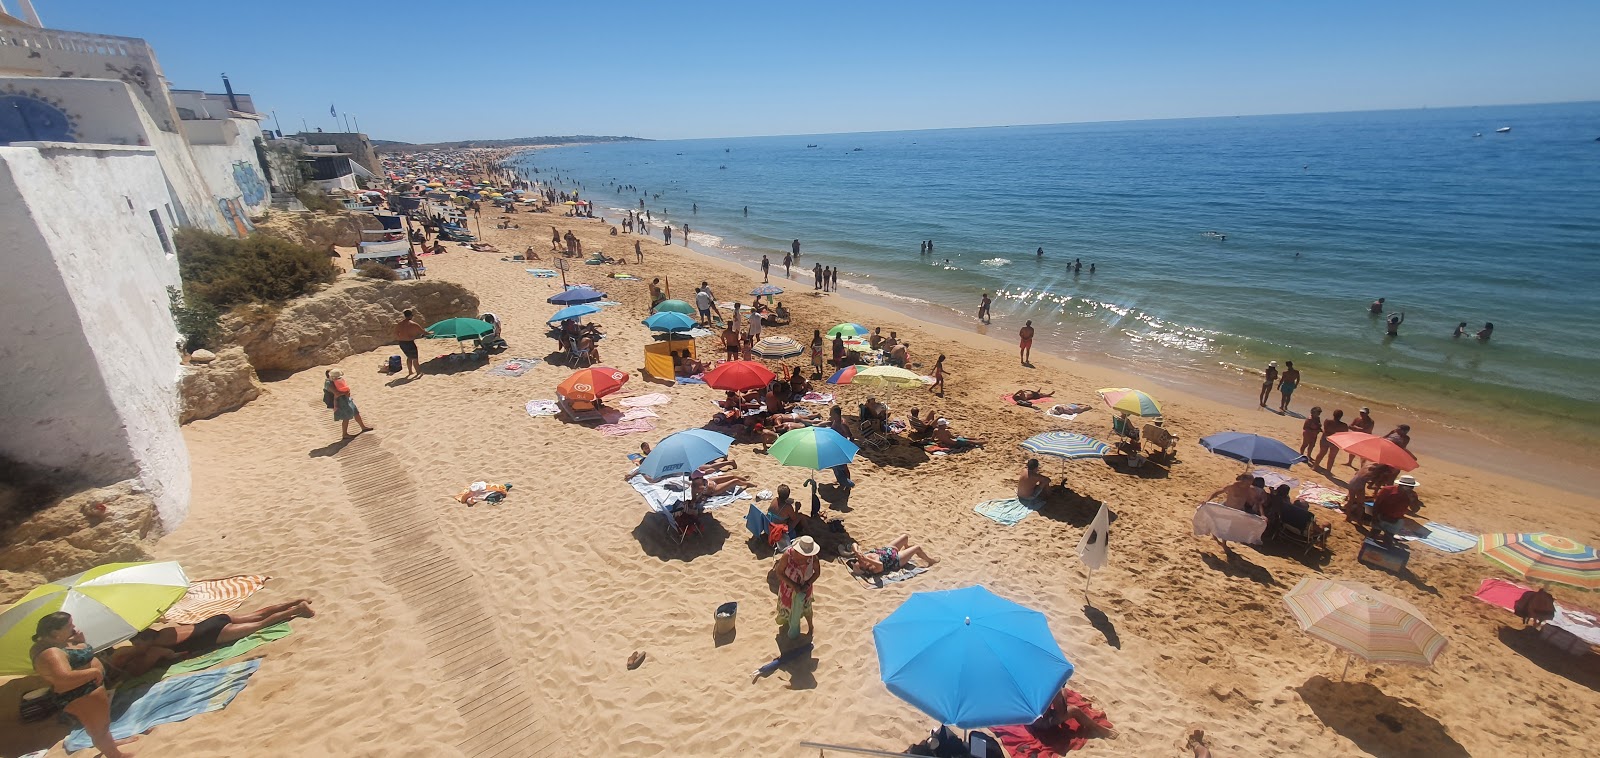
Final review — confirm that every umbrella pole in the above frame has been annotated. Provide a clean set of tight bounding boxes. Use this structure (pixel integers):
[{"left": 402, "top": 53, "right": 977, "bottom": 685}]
[{"left": 1340, "top": 654, "right": 1351, "bottom": 682}]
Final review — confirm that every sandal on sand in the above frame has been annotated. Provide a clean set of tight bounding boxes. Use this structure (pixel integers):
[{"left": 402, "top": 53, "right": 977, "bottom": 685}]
[{"left": 627, "top": 651, "right": 646, "bottom": 670}]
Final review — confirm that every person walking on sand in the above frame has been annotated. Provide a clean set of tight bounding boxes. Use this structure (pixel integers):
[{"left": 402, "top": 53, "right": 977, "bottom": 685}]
[
  {"left": 810, "top": 329, "right": 826, "bottom": 376},
  {"left": 1346, "top": 407, "right": 1375, "bottom": 466},
  {"left": 1277, "top": 361, "right": 1300, "bottom": 413},
  {"left": 761, "top": 255, "right": 771, "bottom": 282},
  {"left": 977, "top": 293, "right": 992, "bottom": 324},
  {"left": 775, "top": 536, "right": 821, "bottom": 638},
  {"left": 1299, "top": 407, "right": 1323, "bottom": 459},
  {"left": 324, "top": 369, "right": 373, "bottom": 438},
  {"left": 1315, "top": 409, "right": 1349, "bottom": 470},
  {"left": 30, "top": 613, "right": 140, "bottom": 758},
  {"left": 1019, "top": 320, "right": 1035, "bottom": 365},
  {"left": 1259, "top": 361, "right": 1279, "bottom": 408},
  {"left": 634, "top": 239, "right": 644, "bottom": 263},
  {"left": 929, "top": 354, "right": 947, "bottom": 396},
  {"left": 783, "top": 252, "right": 793, "bottom": 278},
  {"left": 394, "top": 309, "right": 431, "bottom": 378}
]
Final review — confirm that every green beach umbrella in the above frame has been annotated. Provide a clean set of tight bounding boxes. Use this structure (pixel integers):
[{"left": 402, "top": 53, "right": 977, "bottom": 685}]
[
  {"left": 427, "top": 317, "right": 496, "bottom": 340},
  {"left": 654, "top": 299, "right": 696, "bottom": 315},
  {"left": 768, "top": 427, "right": 860, "bottom": 471},
  {"left": 0, "top": 561, "right": 190, "bottom": 675},
  {"left": 827, "top": 323, "right": 869, "bottom": 339}
]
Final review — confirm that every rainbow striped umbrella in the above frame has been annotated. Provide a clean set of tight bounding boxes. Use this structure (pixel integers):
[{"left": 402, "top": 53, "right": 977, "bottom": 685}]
[
  {"left": 1283, "top": 578, "right": 1447, "bottom": 670},
  {"left": 1478, "top": 533, "right": 1600, "bottom": 591},
  {"left": 827, "top": 323, "right": 869, "bottom": 338},
  {"left": 1021, "top": 432, "right": 1110, "bottom": 460},
  {"left": 1097, "top": 387, "right": 1162, "bottom": 417}
]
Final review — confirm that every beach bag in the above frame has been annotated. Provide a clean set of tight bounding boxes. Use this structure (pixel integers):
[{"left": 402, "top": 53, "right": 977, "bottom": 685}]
[
  {"left": 387, "top": 355, "right": 402, "bottom": 373},
  {"left": 322, "top": 384, "right": 336, "bottom": 409}
]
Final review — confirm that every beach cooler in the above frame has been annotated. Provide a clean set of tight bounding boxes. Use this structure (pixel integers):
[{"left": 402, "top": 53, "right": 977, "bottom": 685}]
[{"left": 1357, "top": 538, "right": 1410, "bottom": 574}]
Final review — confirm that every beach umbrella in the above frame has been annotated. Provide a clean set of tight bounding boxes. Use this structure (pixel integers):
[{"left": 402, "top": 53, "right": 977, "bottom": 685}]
[
  {"left": 826, "top": 323, "right": 869, "bottom": 339},
  {"left": 547, "top": 286, "right": 606, "bottom": 305},
  {"left": 1021, "top": 431, "right": 1110, "bottom": 460},
  {"left": 638, "top": 429, "right": 735, "bottom": 480},
  {"left": 827, "top": 365, "right": 860, "bottom": 385},
  {"left": 548, "top": 303, "right": 602, "bottom": 325},
  {"left": 1098, "top": 388, "right": 1163, "bottom": 417},
  {"left": 653, "top": 299, "right": 696, "bottom": 315},
  {"left": 768, "top": 427, "right": 859, "bottom": 472},
  {"left": 427, "top": 317, "right": 495, "bottom": 340},
  {"left": 844, "top": 341, "right": 874, "bottom": 353},
  {"left": 1282, "top": 578, "right": 1447, "bottom": 674},
  {"left": 643, "top": 311, "right": 698, "bottom": 333},
  {"left": 852, "top": 366, "right": 924, "bottom": 389},
  {"left": 1478, "top": 533, "right": 1600, "bottom": 591},
  {"left": 750, "top": 284, "right": 784, "bottom": 296},
  {"left": 1199, "top": 431, "right": 1307, "bottom": 469},
  {"left": 0, "top": 562, "right": 189, "bottom": 675},
  {"left": 1325, "top": 432, "right": 1418, "bottom": 471},
  {"left": 752, "top": 336, "right": 804, "bottom": 359},
  {"left": 873, "top": 585, "right": 1074, "bottom": 729},
  {"left": 703, "top": 360, "right": 776, "bottom": 392},
  {"left": 556, "top": 366, "right": 629, "bottom": 402}
]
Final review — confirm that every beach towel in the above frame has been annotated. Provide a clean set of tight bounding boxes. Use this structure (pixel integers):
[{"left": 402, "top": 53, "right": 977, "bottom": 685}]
[
  {"left": 1474, "top": 577, "right": 1531, "bottom": 612},
  {"left": 1409, "top": 522, "right": 1478, "bottom": 553},
  {"left": 856, "top": 563, "right": 929, "bottom": 589},
  {"left": 990, "top": 689, "right": 1114, "bottom": 757},
  {"left": 1045, "top": 405, "right": 1083, "bottom": 423},
  {"left": 619, "top": 392, "right": 673, "bottom": 407},
  {"left": 975, "top": 497, "right": 1035, "bottom": 526},
  {"left": 1551, "top": 606, "right": 1600, "bottom": 648},
  {"left": 599, "top": 419, "right": 655, "bottom": 437},
  {"left": 596, "top": 300, "right": 623, "bottom": 308},
  {"left": 1193, "top": 502, "right": 1267, "bottom": 544},
  {"left": 525, "top": 399, "right": 559, "bottom": 417},
  {"left": 160, "top": 575, "right": 271, "bottom": 624},
  {"left": 65, "top": 659, "right": 261, "bottom": 753},
  {"left": 525, "top": 268, "right": 558, "bottom": 278},
  {"left": 626, "top": 473, "right": 749, "bottom": 512},
  {"left": 120, "top": 623, "right": 292, "bottom": 689},
  {"left": 677, "top": 375, "right": 708, "bottom": 385},
  {"left": 619, "top": 407, "right": 659, "bottom": 422},
  {"left": 1296, "top": 483, "right": 1347, "bottom": 509},
  {"left": 488, "top": 358, "right": 535, "bottom": 377},
  {"left": 1252, "top": 469, "right": 1299, "bottom": 491},
  {"left": 799, "top": 392, "right": 834, "bottom": 404}
]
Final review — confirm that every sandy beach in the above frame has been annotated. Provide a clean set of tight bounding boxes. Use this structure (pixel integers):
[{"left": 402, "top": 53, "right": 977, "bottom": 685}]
[{"left": 35, "top": 205, "right": 1597, "bottom": 757}]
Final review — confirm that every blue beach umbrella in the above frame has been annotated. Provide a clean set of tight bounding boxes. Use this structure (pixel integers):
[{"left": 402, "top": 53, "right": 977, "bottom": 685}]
[
  {"left": 874, "top": 586, "right": 1075, "bottom": 729},
  {"left": 547, "top": 286, "right": 606, "bottom": 305},
  {"left": 638, "top": 429, "right": 734, "bottom": 480},
  {"left": 547, "top": 303, "right": 602, "bottom": 325},
  {"left": 1199, "top": 431, "right": 1307, "bottom": 469},
  {"left": 1020, "top": 432, "right": 1110, "bottom": 460},
  {"left": 750, "top": 284, "right": 784, "bottom": 296},
  {"left": 643, "top": 311, "right": 698, "bottom": 333}
]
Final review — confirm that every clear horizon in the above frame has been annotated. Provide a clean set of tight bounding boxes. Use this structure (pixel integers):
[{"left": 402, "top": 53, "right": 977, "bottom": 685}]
[{"left": 30, "top": 0, "right": 1600, "bottom": 143}]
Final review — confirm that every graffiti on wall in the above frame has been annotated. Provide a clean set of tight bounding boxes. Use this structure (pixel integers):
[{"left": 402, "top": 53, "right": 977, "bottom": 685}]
[
  {"left": 0, "top": 86, "right": 80, "bottom": 145},
  {"left": 218, "top": 197, "right": 255, "bottom": 238},
  {"left": 232, "top": 161, "right": 268, "bottom": 207}
]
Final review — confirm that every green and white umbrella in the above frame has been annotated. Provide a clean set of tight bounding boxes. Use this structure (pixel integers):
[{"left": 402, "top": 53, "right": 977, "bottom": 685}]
[{"left": 0, "top": 561, "right": 190, "bottom": 675}]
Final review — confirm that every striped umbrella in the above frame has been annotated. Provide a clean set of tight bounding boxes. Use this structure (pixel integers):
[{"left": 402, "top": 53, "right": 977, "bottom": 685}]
[
  {"left": 1478, "top": 533, "right": 1600, "bottom": 591},
  {"left": 1283, "top": 578, "right": 1447, "bottom": 674},
  {"left": 1021, "top": 432, "right": 1110, "bottom": 460},
  {"left": 752, "top": 336, "right": 805, "bottom": 359},
  {"left": 853, "top": 366, "right": 924, "bottom": 389},
  {"left": 827, "top": 323, "right": 869, "bottom": 338},
  {"left": 1097, "top": 387, "right": 1162, "bottom": 417},
  {"left": 750, "top": 284, "right": 785, "bottom": 296},
  {"left": 0, "top": 562, "right": 190, "bottom": 675}
]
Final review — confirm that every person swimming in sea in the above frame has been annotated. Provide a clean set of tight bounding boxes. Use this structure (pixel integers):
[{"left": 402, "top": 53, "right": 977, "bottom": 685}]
[
  {"left": 1453, "top": 321, "right": 1469, "bottom": 338},
  {"left": 1370, "top": 297, "right": 1385, "bottom": 314},
  {"left": 1477, "top": 322, "right": 1494, "bottom": 341},
  {"left": 1385, "top": 312, "right": 1405, "bottom": 336}
]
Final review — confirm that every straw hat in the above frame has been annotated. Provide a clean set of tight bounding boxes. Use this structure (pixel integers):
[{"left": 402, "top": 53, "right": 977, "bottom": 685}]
[
  {"left": 791, "top": 536, "right": 820, "bottom": 557},
  {"left": 1397, "top": 475, "right": 1420, "bottom": 488},
  {"left": 328, "top": 368, "right": 344, "bottom": 380}
]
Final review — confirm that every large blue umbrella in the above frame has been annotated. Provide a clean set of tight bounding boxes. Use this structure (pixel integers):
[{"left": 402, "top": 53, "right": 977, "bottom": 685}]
[
  {"left": 1020, "top": 432, "right": 1110, "bottom": 460},
  {"left": 548, "top": 303, "right": 602, "bottom": 325},
  {"left": 874, "top": 586, "right": 1074, "bottom": 729},
  {"left": 643, "top": 311, "right": 698, "bottom": 333},
  {"left": 1199, "top": 431, "right": 1307, "bottom": 469},
  {"left": 547, "top": 286, "right": 606, "bottom": 305},
  {"left": 638, "top": 429, "right": 734, "bottom": 480}
]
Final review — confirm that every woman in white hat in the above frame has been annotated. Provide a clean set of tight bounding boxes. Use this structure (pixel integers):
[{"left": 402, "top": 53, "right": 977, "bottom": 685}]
[
  {"left": 323, "top": 369, "right": 374, "bottom": 438},
  {"left": 775, "top": 536, "right": 822, "bottom": 638}
]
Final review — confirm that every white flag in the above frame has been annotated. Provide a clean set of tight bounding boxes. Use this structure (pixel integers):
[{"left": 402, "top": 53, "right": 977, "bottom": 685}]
[{"left": 1076, "top": 503, "right": 1110, "bottom": 572}]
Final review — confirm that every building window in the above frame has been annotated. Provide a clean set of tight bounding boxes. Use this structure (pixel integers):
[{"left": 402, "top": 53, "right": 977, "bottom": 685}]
[{"left": 150, "top": 209, "right": 173, "bottom": 255}]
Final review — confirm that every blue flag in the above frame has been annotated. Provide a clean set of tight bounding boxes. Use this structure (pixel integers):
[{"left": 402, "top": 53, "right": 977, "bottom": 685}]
[{"left": 329, "top": 103, "right": 337, "bottom": 118}]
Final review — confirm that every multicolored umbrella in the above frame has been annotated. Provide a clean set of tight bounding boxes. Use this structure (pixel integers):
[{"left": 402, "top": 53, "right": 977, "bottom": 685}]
[
  {"left": 1283, "top": 578, "right": 1447, "bottom": 668},
  {"left": 557, "top": 366, "right": 629, "bottom": 402},
  {"left": 1020, "top": 432, "right": 1110, "bottom": 460},
  {"left": 653, "top": 299, "right": 697, "bottom": 315},
  {"left": 703, "top": 360, "right": 776, "bottom": 392},
  {"left": 827, "top": 365, "right": 860, "bottom": 385},
  {"left": 768, "top": 427, "right": 859, "bottom": 471},
  {"left": 826, "top": 323, "right": 869, "bottom": 338},
  {"left": 427, "top": 317, "right": 495, "bottom": 340},
  {"left": 1326, "top": 432, "right": 1418, "bottom": 471},
  {"left": 1478, "top": 533, "right": 1600, "bottom": 590},
  {"left": 0, "top": 562, "right": 190, "bottom": 675},
  {"left": 853, "top": 366, "right": 924, "bottom": 389},
  {"left": 752, "top": 336, "right": 804, "bottom": 359},
  {"left": 643, "top": 311, "right": 698, "bottom": 333},
  {"left": 1199, "top": 432, "right": 1306, "bottom": 469},
  {"left": 874, "top": 586, "right": 1074, "bottom": 728},
  {"left": 1098, "top": 387, "right": 1162, "bottom": 417},
  {"left": 750, "top": 284, "right": 785, "bottom": 296}
]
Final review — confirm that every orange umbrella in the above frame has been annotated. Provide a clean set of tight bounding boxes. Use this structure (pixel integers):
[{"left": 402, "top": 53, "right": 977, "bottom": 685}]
[
  {"left": 557, "top": 366, "right": 629, "bottom": 402},
  {"left": 703, "top": 360, "right": 776, "bottom": 392},
  {"left": 1325, "top": 432, "right": 1418, "bottom": 471}
]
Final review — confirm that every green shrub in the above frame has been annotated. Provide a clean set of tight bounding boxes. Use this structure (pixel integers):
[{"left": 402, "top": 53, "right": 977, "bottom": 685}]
[
  {"left": 296, "top": 189, "right": 341, "bottom": 212},
  {"left": 356, "top": 262, "right": 398, "bottom": 281},
  {"left": 175, "top": 228, "right": 336, "bottom": 308},
  {"left": 167, "top": 285, "right": 220, "bottom": 352}
]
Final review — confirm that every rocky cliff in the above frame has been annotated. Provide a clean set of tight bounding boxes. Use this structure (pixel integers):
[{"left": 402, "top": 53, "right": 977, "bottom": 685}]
[
  {"left": 180, "top": 346, "right": 263, "bottom": 424},
  {"left": 0, "top": 481, "right": 159, "bottom": 602},
  {"left": 253, "top": 209, "right": 387, "bottom": 251}
]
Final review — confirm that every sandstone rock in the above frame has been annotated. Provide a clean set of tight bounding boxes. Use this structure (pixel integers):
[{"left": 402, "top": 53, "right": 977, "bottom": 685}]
[
  {"left": 180, "top": 346, "right": 263, "bottom": 423},
  {"left": 222, "top": 278, "right": 479, "bottom": 373},
  {"left": 254, "top": 209, "right": 386, "bottom": 250},
  {"left": 0, "top": 569, "right": 44, "bottom": 602},
  {"left": 189, "top": 348, "right": 217, "bottom": 363},
  {"left": 0, "top": 481, "right": 159, "bottom": 599}
]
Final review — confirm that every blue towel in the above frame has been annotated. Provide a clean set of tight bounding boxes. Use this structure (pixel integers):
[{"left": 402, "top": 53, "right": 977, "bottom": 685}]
[
  {"left": 975, "top": 497, "right": 1035, "bottom": 526},
  {"left": 1417, "top": 522, "right": 1478, "bottom": 553},
  {"left": 66, "top": 659, "right": 261, "bottom": 752}
]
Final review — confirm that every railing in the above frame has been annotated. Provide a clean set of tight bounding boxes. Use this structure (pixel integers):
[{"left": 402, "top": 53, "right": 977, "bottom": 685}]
[{"left": 0, "top": 27, "right": 150, "bottom": 59}]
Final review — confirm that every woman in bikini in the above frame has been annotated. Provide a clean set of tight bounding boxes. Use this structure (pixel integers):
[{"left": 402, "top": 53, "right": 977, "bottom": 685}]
[
  {"left": 849, "top": 534, "right": 939, "bottom": 575},
  {"left": 30, "top": 613, "right": 137, "bottom": 758},
  {"left": 118, "top": 601, "right": 315, "bottom": 676}
]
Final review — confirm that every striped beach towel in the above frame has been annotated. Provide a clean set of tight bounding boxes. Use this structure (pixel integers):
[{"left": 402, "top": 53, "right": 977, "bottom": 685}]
[
  {"left": 599, "top": 419, "right": 655, "bottom": 437},
  {"left": 160, "top": 575, "right": 270, "bottom": 624},
  {"left": 975, "top": 497, "right": 1035, "bottom": 526}
]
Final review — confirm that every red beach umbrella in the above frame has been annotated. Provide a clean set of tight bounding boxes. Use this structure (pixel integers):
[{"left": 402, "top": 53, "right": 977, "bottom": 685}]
[
  {"left": 557, "top": 366, "right": 629, "bottom": 402},
  {"left": 703, "top": 360, "right": 776, "bottom": 392},
  {"left": 1325, "top": 432, "right": 1418, "bottom": 471}
]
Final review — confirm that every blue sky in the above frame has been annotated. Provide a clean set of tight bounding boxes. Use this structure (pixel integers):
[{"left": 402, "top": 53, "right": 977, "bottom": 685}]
[{"left": 32, "top": 0, "right": 1600, "bottom": 142}]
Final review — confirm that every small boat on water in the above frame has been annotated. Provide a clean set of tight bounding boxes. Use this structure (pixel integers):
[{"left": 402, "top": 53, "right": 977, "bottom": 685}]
[
  {"left": 851, "top": 147, "right": 863, "bottom": 152},
  {"left": 1202, "top": 231, "right": 1227, "bottom": 241},
  {"left": 1473, "top": 133, "right": 1483, "bottom": 138},
  {"left": 805, "top": 144, "right": 819, "bottom": 148},
  {"left": 1496, "top": 127, "right": 1512, "bottom": 133}
]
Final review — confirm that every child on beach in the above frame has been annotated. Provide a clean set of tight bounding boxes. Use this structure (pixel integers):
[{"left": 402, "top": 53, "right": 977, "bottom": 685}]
[
  {"left": 811, "top": 330, "right": 826, "bottom": 376},
  {"left": 928, "top": 354, "right": 946, "bottom": 396}
]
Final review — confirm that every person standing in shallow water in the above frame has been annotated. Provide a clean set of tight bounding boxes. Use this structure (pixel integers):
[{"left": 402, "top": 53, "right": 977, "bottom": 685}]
[
  {"left": 1259, "top": 361, "right": 1278, "bottom": 408},
  {"left": 977, "top": 293, "right": 992, "bottom": 324},
  {"left": 663, "top": 225, "right": 673, "bottom": 245},
  {"left": 760, "top": 255, "right": 770, "bottom": 282},
  {"left": 1277, "top": 361, "right": 1300, "bottom": 413},
  {"left": 792, "top": 239, "right": 801, "bottom": 261}
]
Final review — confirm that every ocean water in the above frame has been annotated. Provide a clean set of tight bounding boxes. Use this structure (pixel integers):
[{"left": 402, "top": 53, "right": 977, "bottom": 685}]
[{"left": 513, "top": 103, "right": 1600, "bottom": 432}]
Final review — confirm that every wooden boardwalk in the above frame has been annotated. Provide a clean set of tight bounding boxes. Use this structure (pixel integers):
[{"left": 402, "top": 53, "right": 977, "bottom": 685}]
[{"left": 336, "top": 433, "right": 564, "bottom": 758}]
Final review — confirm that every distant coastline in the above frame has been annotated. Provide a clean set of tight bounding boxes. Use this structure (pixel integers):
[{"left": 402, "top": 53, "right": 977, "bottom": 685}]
[{"left": 374, "top": 135, "right": 649, "bottom": 153}]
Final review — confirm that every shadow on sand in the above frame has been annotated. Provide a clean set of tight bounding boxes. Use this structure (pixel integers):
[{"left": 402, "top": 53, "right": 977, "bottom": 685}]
[
  {"left": 1201, "top": 549, "right": 1278, "bottom": 586},
  {"left": 1297, "top": 676, "right": 1470, "bottom": 758},
  {"left": 631, "top": 512, "right": 728, "bottom": 562},
  {"left": 1496, "top": 626, "right": 1600, "bottom": 691}
]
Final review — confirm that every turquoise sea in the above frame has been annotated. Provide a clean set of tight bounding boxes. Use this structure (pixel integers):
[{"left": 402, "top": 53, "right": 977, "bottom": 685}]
[{"left": 513, "top": 103, "right": 1600, "bottom": 435}]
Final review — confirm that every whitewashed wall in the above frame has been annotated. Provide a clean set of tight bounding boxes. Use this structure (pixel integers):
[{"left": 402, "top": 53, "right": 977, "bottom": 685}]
[
  {"left": 0, "top": 143, "right": 191, "bottom": 528},
  {"left": 188, "top": 117, "right": 269, "bottom": 219}
]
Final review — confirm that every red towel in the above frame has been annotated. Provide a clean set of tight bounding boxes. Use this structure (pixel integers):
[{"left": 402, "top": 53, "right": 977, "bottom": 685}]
[
  {"left": 991, "top": 689, "right": 1113, "bottom": 757},
  {"left": 1474, "top": 577, "right": 1531, "bottom": 613}
]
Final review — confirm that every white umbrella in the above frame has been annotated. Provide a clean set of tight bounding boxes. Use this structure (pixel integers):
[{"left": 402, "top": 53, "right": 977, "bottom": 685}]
[{"left": 0, "top": 561, "right": 190, "bottom": 675}]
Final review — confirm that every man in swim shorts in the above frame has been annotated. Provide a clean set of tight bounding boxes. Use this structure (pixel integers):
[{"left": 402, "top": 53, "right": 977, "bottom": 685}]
[
  {"left": 1277, "top": 361, "right": 1300, "bottom": 413},
  {"left": 1019, "top": 320, "right": 1035, "bottom": 365},
  {"left": 395, "top": 309, "right": 429, "bottom": 378}
]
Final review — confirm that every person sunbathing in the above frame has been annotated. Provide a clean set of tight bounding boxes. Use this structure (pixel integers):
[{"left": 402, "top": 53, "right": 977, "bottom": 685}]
[
  {"left": 931, "top": 419, "right": 984, "bottom": 449},
  {"left": 849, "top": 534, "right": 939, "bottom": 575},
  {"left": 907, "top": 408, "right": 935, "bottom": 437},
  {"left": 1035, "top": 687, "right": 1120, "bottom": 739},
  {"left": 1012, "top": 388, "right": 1054, "bottom": 405},
  {"left": 676, "top": 352, "right": 708, "bottom": 376},
  {"left": 115, "top": 601, "right": 315, "bottom": 677},
  {"left": 520, "top": 246, "right": 543, "bottom": 261},
  {"left": 690, "top": 470, "right": 750, "bottom": 499}
]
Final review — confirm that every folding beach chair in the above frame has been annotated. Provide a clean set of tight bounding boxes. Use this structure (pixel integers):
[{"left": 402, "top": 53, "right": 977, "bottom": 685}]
[
  {"left": 661, "top": 499, "right": 704, "bottom": 544},
  {"left": 1275, "top": 502, "right": 1331, "bottom": 553},
  {"left": 857, "top": 405, "right": 890, "bottom": 449},
  {"left": 1142, "top": 422, "right": 1178, "bottom": 460},
  {"left": 566, "top": 343, "right": 593, "bottom": 367}
]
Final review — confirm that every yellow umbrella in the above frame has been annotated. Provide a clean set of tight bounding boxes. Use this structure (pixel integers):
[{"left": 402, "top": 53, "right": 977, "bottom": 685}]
[
  {"left": 853, "top": 366, "right": 924, "bottom": 389},
  {"left": 1097, "top": 387, "right": 1162, "bottom": 417}
]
